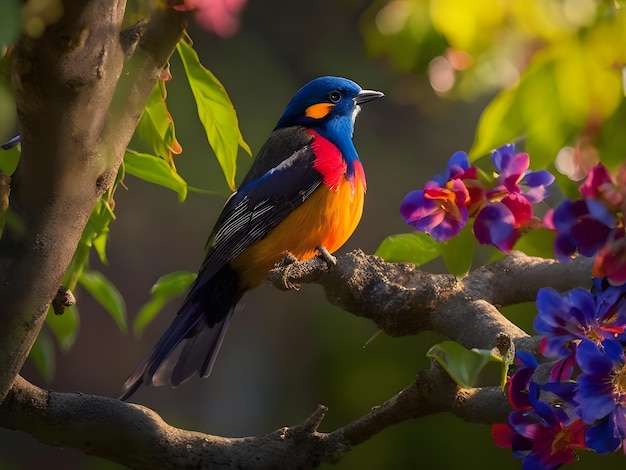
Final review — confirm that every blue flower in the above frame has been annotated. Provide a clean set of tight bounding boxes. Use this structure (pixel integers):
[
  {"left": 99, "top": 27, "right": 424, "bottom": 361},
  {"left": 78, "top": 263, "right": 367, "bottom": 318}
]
[
  {"left": 533, "top": 287, "right": 626, "bottom": 358},
  {"left": 574, "top": 339, "right": 626, "bottom": 453}
]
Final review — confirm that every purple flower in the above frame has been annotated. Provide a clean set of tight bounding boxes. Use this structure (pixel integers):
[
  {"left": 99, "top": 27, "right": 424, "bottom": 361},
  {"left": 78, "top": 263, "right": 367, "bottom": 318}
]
[
  {"left": 430, "top": 151, "right": 473, "bottom": 186},
  {"left": 549, "top": 199, "right": 615, "bottom": 263},
  {"left": 490, "top": 144, "right": 555, "bottom": 204},
  {"left": 549, "top": 163, "right": 626, "bottom": 277},
  {"left": 533, "top": 286, "right": 626, "bottom": 359},
  {"left": 574, "top": 339, "right": 626, "bottom": 452},
  {"left": 473, "top": 193, "right": 531, "bottom": 252},
  {"left": 493, "top": 382, "right": 587, "bottom": 469},
  {"left": 473, "top": 144, "right": 554, "bottom": 253},
  {"left": 593, "top": 229, "right": 626, "bottom": 285},
  {"left": 400, "top": 179, "right": 469, "bottom": 242},
  {"left": 401, "top": 144, "right": 553, "bottom": 252},
  {"left": 507, "top": 351, "right": 538, "bottom": 411},
  {"left": 591, "top": 278, "right": 626, "bottom": 335}
]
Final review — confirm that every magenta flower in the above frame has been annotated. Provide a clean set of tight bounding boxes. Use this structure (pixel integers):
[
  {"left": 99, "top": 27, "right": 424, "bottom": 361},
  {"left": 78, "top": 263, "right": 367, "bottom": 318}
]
[
  {"left": 493, "top": 382, "right": 587, "bottom": 470},
  {"left": 429, "top": 151, "right": 486, "bottom": 215},
  {"left": 473, "top": 145, "right": 554, "bottom": 252},
  {"left": 173, "top": 0, "right": 247, "bottom": 37},
  {"left": 593, "top": 229, "right": 626, "bottom": 285},
  {"left": 401, "top": 144, "right": 552, "bottom": 251},
  {"left": 580, "top": 164, "right": 624, "bottom": 210},
  {"left": 400, "top": 179, "right": 469, "bottom": 242},
  {"left": 490, "top": 144, "right": 555, "bottom": 204}
]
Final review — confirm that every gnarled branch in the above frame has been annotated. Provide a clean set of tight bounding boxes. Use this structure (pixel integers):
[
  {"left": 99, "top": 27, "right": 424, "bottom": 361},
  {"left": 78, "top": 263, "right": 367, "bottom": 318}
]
[
  {"left": 0, "top": 365, "right": 509, "bottom": 469},
  {"left": 268, "top": 249, "right": 592, "bottom": 349},
  {"left": 0, "top": 249, "right": 593, "bottom": 467}
]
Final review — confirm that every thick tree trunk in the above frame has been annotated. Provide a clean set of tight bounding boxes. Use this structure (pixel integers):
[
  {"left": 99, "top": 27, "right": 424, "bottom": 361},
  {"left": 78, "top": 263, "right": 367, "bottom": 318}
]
[{"left": 0, "top": 0, "right": 187, "bottom": 402}]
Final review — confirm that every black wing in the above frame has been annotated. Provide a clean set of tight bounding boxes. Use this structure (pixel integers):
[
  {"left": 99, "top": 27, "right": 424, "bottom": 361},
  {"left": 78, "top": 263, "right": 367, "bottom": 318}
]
[{"left": 196, "top": 126, "right": 323, "bottom": 281}]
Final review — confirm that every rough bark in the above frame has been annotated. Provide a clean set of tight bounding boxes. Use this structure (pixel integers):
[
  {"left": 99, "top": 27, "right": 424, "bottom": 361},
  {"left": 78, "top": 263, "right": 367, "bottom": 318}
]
[
  {"left": 0, "top": 1, "right": 187, "bottom": 402},
  {"left": 0, "top": 251, "right": 592, "bottom": 469}
]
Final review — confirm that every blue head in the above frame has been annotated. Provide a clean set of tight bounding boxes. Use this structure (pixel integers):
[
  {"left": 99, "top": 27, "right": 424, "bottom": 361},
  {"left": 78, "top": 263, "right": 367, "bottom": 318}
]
[{"left": 275, "top": 76, "right": 383, "bottom": 163}]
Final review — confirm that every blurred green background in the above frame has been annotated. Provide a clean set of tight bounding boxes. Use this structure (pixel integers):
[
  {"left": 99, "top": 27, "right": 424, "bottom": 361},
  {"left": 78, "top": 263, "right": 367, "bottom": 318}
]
[{"left": 1, "top": 0, "right": 625, "bottom": 468}]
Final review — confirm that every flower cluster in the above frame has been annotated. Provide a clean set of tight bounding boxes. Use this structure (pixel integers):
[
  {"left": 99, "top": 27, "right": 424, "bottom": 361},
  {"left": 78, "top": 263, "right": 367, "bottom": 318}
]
[
  {"left": 547, "top": 163, "right": 626, "bottom": 285},
  {"left": 493, "top": 279, "right": 626, "bottom": 469},
  {"left": 401, "top": 144, "right": 554, "bottom": 252}
]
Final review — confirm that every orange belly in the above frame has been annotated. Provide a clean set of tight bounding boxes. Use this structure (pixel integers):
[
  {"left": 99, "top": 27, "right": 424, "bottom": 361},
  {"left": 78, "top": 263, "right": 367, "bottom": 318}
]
[{"left": 231, "top": 177, "right": 365, "bottom": 288}]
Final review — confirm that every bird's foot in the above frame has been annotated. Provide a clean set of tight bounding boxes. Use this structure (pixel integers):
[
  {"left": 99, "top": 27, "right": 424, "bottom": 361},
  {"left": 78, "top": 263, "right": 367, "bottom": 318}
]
[
  {"left": 276, "top": 251, "right": 298, "bottom": 267},
  {"left": 315, "top": 245, "right": 337, "bottom": 269},
  {"left": 274, "top": 252, "right": 300, "bottom": 290}
]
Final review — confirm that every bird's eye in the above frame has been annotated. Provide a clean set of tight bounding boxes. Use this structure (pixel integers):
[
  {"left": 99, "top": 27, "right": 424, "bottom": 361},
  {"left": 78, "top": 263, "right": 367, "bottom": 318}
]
[{"left": 329, "top": 91, "right": 341, "bottom": 103}]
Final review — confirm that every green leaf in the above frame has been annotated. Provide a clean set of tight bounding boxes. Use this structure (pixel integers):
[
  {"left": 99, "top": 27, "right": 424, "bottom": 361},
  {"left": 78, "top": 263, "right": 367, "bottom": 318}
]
[
  {"left": 375, "top": 232, "right": 441, "bottom": 266},
  {"left": 124, "top": 150, "right": 188, "bottom": 202},
  {"left": 133, "top": 296, "right": 168, "bottom": 337},
  {"left": 79, "top": 269, "right": 127, "bottom": 333},
  {"left": 427, "top": 340, "right": 507, "bottom": 388},
  {"left": 440, "top": 222, "right": 474, "bottom": 278},
  {"left": 471, "top": 49, "right": 574, "bottom": 170},
  {"left": 512, "top": 228, "right": 556, "bottom": 259},
  {"left": 86, "top": 196, "right": 115, "bottom": 265},
  {"left": 176, "top": 39, "right": 250, "bottom": 190},
  {"left": 63, "top": 238, "right": 90, "bottom": 291},
  {"left": 30, "top": 330, "right": 56, "bottom": 382},
  {"left": 136, "top": 81, "right": 182, "bottom": 160},
  {"left": 0, "top": 0, "right": 20, "bottom": 50},
  {"left": 61, "top": 196, "right": 116, "bottom": 294},
  {"left": 598, "top": 96, "right": 626, "bottom": 171},
  {"left": 150, "top": 270, "right": 197, "bottom": 296},
  {"left": 134, "top": 271, "right": 196, "bottom": 336},
  {"left": 46, "top": 304, "right": 80, "bottom": 352}
]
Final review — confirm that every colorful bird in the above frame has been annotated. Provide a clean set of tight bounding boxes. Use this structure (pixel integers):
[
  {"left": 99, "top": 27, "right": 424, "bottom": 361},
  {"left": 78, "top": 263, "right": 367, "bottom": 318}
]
[{"left": 121, "top": 76, "right": 383, "bottom": 400}]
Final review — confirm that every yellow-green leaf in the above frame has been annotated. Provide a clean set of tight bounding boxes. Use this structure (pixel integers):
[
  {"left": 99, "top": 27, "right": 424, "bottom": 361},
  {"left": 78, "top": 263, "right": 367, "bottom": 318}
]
[
  {"left": 134, "top": 271, "right": 196, "bottom": 336},
  {"left": 124, "top": 150, "right": 188, "bottom": 202},
  {"left": 427, "top": 340, "right": 507, "bottom": 389},
  {"left": 177, "top": 39, "right": 250, "bottom": 190},
  {"left": 46, "top": 304, "right": 80, "bottom": 352},
  {"left": 375, "top": 232, "right": 441, "bottom": 266},
  {"left": 30, "top": 329, "right": 56, "bottom": 382},
  {"left": 79, "top": 269, "right": 127, "bottom": 333},
  {"left": 136, "top": 81, "right": 182, "bottom": 161},
  {"left": 440, "top": 222, "right": 474, "bottom": 278}
]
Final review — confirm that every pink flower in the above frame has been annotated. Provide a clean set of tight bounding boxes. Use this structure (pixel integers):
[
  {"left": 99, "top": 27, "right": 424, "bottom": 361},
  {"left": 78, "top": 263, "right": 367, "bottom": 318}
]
[{"left": 173, "top": 0, "right": 247, "bottom": 37}]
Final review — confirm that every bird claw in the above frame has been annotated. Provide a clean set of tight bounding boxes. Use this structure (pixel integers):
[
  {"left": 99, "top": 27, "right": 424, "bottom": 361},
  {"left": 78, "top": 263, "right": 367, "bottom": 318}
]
[
  {"left": 275, "top": 252, "right": 298, "bottom": 267},
  {"left": 315, "top": 245, "right": 337, "bottom": 268},
  {"left": 274, "top": 252, "right": 301, "bottom": 290}
]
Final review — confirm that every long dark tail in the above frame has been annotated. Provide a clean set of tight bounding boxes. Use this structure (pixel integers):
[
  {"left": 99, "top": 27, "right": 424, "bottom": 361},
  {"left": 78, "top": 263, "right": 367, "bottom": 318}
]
[{"left": 121, "top": 264, "right": 243, "bottom": 401}]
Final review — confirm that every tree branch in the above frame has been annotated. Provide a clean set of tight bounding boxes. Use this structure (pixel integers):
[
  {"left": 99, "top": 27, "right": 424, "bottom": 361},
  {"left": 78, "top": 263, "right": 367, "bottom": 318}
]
[
  {"left": 268, "top": 249, "right": 592, "bottom": 349},
  {"left": 0, "top": 248, "right": 593, "bottom": 467},
  {"left": 0, "top": 365, "right": 510, "bottom": 470},
  {"left": 0, "top": 1, "right": 187, "bottom": 402}
]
